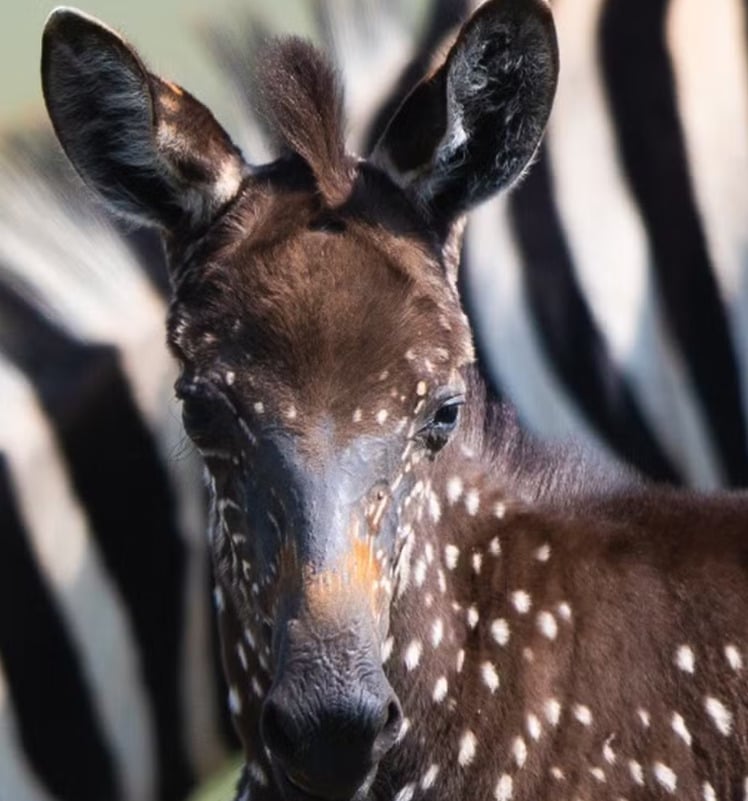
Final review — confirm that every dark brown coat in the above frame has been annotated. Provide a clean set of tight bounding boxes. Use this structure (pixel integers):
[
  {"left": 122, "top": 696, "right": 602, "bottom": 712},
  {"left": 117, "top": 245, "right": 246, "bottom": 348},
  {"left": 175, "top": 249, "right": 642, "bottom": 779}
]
[{"left": 40, "top": 2, "right": 748, "bottom": 799}]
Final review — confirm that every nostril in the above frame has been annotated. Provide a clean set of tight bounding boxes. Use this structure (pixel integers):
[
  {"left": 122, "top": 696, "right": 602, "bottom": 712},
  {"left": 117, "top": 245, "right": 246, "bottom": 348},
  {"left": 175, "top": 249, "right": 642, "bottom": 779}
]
[
  {"left": 374, "top": 696, "right": 403, "bottom": 758},
  {"left": 384, "top": 699, "right": 402, "bottom": 735},
  {"left": 261, "top": 699, "right": 296, "bottom": 763}
]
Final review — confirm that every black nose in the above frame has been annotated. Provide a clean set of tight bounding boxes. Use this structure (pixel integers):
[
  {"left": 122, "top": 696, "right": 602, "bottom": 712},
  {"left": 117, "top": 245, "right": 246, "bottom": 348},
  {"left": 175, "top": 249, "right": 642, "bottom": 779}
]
[{"left": 262, "top": 682, "right": 403, "bottom": 799}]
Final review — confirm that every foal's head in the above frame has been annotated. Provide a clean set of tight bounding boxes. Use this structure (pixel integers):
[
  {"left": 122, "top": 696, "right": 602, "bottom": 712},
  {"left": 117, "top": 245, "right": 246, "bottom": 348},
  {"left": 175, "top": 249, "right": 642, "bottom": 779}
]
[{"left": 42, "top": 3, "right": 557, "bottom": 798}]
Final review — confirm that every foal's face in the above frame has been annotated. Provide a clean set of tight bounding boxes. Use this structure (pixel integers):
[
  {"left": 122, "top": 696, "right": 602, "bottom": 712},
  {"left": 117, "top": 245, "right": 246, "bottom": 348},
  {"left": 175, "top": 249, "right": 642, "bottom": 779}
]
[
  {"left": 168, "top": 174, "right": 473, "bottom": 797},
  {"left": 41, "top": 1, "right": 557, "bottom": 797}
]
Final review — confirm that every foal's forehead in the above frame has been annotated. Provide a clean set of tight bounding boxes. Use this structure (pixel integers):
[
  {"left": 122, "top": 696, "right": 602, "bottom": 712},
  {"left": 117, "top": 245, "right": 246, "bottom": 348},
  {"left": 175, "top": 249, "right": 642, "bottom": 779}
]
[{"left": 171, "top": 178, "right": 474, "bottom": 390}]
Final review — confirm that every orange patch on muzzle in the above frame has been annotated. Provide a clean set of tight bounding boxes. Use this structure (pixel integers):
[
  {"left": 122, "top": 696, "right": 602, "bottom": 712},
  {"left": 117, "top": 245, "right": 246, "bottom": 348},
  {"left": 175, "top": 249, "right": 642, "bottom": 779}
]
[{"left": 305, "top": 536, "right": 386, "bottom": 622}]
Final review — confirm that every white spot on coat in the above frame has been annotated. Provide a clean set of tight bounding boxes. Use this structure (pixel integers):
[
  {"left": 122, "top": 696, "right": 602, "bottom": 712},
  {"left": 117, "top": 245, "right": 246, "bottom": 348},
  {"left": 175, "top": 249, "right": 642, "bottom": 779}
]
[
  {"left": 557, "top": 602, "right": 572, "bottom": 621},
  {"left": 428, "top": 494, "right": 442, "bottom": 522},
  {"left": 672, "top": 712, "right": 692, "bottom": 746},
  {"left": 675, "top": 644, "right": 695, "bottom": 674},
  {"left": 629, "top": 760, "right": 644, "bottom": 785},
  {"left": 495, "top": 774, "right": 513, "bottom": 800},
  {"left": 431, "top": 618, "right": 444, "bottom": 648},
  {"left": 512, "top": 591, "right": 532, "bottom": 614},
  {"left": 444, "top": 545, "right": 460, "bottom": 570},
  {"left": 537, "top": 611, "right": 558, "bottom": 640},
  {"left": 404, "top": 640, "right": 423, "bottom": 671},
  {"left": 512, "top": 736, "right": 527, "bottom": 768},
  {"left": 433, "top": 677, "right": 448, "bottom": 703},
  {"left": 526, "top": 714, "right": 542, "bottom": 741},
  {"left": 725, "top": 644, "right": 743, "bottom": 671},
  {"left": 534, "top": 543, "right": 551, "bottom": 562},
  {"left": 654, "top": 762, "right": 677, "bottom": 793},
  {"left": 545, "top": 698, "right": 561, "bottom": 726},
  {"left": 413, "top": 559, "right": 427, "bottom": 588},
  {"left": 228, "top": 686, "right": 241, "bottom": 715},
  {"left": 381, "top": 637, "right": 394, "bottom": 664},
  {"left": 447, "top": 477, "right": 463, "bottom": 505},
  {"left": 458, "top": 731, "right": 477, "bottom": 767},
  {"left": 481, "top": 661, "right": 500, "bottom": 693},
  {"left": 589, "top": 767, "right": 606, "bottom": 783},
  {"left": 236, "top": 643, "right": 248, "bottom": 672},
  {"left": 491, "top": 618, "right": 510, "bottom": 646},
  {"left": 602, "top": 736, "right": 616, "bottom": 765},
  {"left": 705, "top": 696, "right": 733, "bottom": 735},
  {"left": 421, "top": 765, "right": 440, "bottom": 790},
  {"left": 393, "top": 784, "right": 415, "bottom": 801}
]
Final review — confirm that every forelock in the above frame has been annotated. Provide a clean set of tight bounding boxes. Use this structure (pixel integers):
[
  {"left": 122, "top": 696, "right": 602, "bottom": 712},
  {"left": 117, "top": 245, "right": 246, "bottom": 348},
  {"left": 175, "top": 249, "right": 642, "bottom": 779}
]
[{"left": 257, "top": 37, "right": 353, "bottom": 207}]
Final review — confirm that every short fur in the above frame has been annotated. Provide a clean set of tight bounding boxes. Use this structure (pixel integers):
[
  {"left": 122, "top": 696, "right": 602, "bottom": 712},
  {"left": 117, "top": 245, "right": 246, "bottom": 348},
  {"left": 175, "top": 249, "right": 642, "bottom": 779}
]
[{"left": 42, "top": 3, "right": 748, "bottom": 801}]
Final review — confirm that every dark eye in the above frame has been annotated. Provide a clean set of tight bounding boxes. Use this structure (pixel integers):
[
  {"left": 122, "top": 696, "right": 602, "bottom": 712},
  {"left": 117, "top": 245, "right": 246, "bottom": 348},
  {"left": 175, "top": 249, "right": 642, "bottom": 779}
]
[
  {"left": 175, "top": 378, "right": 233, "bottom": 447},
  {"left": 181, "top": 395, "right": 215, "bottom": 441},
  {"left": 423, "top": 398, "right": 463, "bottom": 452},
  {"left": 433, "top": 402, "right": 460, "bottom": 428}
]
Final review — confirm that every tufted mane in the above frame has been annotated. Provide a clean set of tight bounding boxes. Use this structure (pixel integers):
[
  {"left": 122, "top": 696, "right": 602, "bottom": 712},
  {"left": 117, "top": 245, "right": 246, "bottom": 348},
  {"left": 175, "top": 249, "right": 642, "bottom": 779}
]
[{"left": 257, "top": 37, "right": 353, "bottom": 206}]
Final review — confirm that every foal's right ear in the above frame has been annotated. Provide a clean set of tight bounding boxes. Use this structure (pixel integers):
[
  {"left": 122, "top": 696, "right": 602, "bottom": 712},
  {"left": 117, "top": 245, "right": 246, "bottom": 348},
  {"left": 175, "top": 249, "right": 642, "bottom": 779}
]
[{"left": 42, "top": 8, "right": 249, "bottom": 232}]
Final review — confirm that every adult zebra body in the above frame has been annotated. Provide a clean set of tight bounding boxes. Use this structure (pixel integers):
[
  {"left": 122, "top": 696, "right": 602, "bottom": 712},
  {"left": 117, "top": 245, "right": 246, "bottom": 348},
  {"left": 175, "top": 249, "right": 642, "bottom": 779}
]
[
  {"left": 459, "top": 0, "right": 748, "bottom": 489},
  {"left": 0, "top": 149, "right": 233, "bottom": 801},
  {"left": 1, "top": 0, "right": 747, "bottom": 799}
]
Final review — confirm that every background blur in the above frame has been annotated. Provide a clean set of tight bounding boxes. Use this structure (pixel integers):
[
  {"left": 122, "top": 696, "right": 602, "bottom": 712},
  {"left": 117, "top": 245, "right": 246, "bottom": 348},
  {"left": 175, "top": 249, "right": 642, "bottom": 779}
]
[
  {"left": 1, "top": 0, "right": 326, "bottom": 137},
  {"left": 0, "top": 4, "right": 425, "bottom": 800},
  {"left": 1, "top": 0, "right": 426, "bottom": 136}
]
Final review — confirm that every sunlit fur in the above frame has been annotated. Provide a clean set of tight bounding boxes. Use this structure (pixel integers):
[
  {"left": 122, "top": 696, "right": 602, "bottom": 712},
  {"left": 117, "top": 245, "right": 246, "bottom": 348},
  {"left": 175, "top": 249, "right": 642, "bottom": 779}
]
[{"left": 40, "top": 2, "right": 748, "bottom": 801}]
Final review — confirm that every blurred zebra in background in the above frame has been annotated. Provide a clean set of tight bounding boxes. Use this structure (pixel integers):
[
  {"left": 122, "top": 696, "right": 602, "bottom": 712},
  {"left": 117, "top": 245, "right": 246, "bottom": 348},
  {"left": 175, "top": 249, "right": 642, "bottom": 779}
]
[
  {"left": 0, "top": 6, "right": 423, "bottom": 801},
  {"left": 1, "top": 0, "right": 747, "bottom": 799},
  {"left": 460, "top": 0, "right": 748, "bottom": 489}
]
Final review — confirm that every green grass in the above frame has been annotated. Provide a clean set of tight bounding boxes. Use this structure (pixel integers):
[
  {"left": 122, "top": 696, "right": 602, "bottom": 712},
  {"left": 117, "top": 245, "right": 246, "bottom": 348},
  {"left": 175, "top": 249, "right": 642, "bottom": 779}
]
[{"left": 188, "top": 759, "right": 244, "bottom": 801}]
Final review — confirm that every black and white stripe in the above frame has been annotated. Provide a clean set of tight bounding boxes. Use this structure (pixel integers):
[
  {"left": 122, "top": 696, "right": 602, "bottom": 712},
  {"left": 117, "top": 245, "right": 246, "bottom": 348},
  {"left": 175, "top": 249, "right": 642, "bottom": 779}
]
[
  {"left": 2, "top": 0, "right": 748, "bottom": 799},
  {"left": 0, "top": 149, "right": 234, "bottom": 800},
  {"left": 461, "top": 0, "right": 748, "bottom": 488}
]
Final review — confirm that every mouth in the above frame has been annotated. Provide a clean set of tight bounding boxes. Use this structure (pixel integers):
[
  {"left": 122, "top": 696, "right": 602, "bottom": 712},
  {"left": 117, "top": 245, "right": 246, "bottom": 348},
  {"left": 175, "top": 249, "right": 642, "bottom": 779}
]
[{"left": 272, "top": 759, "right": 375, "bottom": 801}]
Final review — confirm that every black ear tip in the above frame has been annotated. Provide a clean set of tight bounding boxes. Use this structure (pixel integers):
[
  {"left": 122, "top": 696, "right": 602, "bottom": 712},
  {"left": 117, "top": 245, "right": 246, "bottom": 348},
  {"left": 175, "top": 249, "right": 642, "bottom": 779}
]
[
  {"left": 45, "top": 7, "right": 95, "bottom": 37},
  {"left": 530, "top": 0, "right": 557, "bottom": 37},
  {"left": 43, "top": 7, "right": 125, "bottom": 50}
]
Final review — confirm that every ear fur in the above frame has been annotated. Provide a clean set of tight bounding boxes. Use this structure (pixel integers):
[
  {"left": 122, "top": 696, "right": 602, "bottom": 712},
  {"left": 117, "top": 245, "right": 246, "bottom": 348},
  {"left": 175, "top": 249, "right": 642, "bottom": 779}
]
[
  {"left": 372, "top": 0, "right": 558, "bottom": 226},
  {"left": 42, "top": 7, "right": 249, "bottom": 231}
]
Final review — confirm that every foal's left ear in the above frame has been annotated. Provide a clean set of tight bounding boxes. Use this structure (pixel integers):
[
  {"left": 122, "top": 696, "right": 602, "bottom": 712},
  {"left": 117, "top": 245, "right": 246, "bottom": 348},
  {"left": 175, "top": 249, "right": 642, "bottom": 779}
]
[
  {"left": 42, "top": 8, "right": 249, "bottom": 232},
  {"left": 372, "top": 0, "right": 558, "bottom": 226}
]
